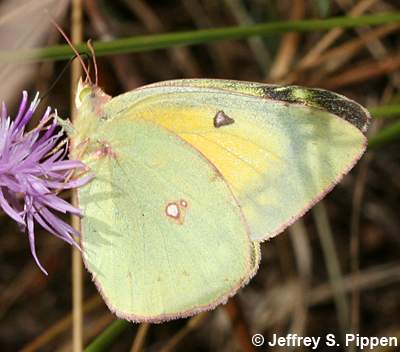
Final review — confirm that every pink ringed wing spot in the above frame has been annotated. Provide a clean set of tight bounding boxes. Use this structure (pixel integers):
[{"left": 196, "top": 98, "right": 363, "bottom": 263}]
[
  {"left": 165, "top": 199, "right": 188, "bottom": 225},
  {"left": 180, "top": 199, "right": 188, "bottom": 208},
  {"left": 213, "top": 110, "right": 235, "bottom": 128},
  {"left": 93, "top": 140, "right": 118, "bottom": 159}
]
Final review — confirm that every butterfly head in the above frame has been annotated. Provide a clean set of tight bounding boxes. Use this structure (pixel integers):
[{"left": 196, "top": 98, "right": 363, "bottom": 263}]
[
  {"left": 70, "top": 79, "right": 112, "bottom": 158},
  {"left": 75, "top": 78, "right": 111, "bottom": 111}
]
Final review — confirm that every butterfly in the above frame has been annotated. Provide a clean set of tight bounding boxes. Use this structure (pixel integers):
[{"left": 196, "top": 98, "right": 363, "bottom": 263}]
[{"left": 68, "top": 77, "right": 370, "bottom": 323}]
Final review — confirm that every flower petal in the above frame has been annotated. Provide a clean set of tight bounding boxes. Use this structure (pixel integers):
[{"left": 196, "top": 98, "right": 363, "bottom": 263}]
[
  {"left": 27, "top": 213, "right": 48, "bottom": 275},
  {"left": 0, "top": 187, "right": 24, "bottom": 225},
  {"left": 0, "top": 92, "right": 91, "bottom": 274}
]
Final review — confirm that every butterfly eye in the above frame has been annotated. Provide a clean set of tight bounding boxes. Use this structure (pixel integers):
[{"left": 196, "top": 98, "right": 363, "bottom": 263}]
[
  {"left": 75, "top": 78, "right": 94, "bottom": 109},
  {"left": 79, "top": 87, "right": 93, "bottom": 102}
]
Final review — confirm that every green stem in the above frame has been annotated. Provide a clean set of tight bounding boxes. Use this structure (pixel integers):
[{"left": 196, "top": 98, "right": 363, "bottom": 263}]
[
  {"left": 85, "top": 320, "right": 131, "bottom": 352},
  {"left": 369, "top": 104, "right": 400, "bottom": 118},
  {"left": 367, "top": 103, "right": 400, "bottom": 149},
  {"left": 1, "top": 12, "right": 400, "bottom": 63},
  {"left": 368, "top": 121, "right": 400, "bottom": 149}
]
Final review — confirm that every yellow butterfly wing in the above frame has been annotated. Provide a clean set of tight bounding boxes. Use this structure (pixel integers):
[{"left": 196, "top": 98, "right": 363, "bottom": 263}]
[{"left": 104, "top": 79, "right": 370, "bottom": 241}]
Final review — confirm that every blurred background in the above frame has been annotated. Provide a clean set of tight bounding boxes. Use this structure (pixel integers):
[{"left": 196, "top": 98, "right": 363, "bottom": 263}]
[{"left": 0, "top": 0, "right": 399, "bottom": 351}]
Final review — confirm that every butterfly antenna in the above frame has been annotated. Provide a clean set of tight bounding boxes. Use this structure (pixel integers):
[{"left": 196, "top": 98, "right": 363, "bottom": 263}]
[
  {"left": 40, "top": 53, "right": 90, "bottom": 100},
  {"left": 50, "top": 18, "right": 92, "bottom": 85},
  {"left": 87, "top": 39, "right": 98, "bottom": 86}
]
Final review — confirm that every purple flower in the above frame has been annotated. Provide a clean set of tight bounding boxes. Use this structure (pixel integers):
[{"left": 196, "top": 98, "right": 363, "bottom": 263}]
[{"left": 0, "top": 91, "right": 91, "bottom": 275}]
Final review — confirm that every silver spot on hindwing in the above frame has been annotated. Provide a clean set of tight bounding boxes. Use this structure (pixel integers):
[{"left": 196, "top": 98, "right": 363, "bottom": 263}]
[
  {"left": 166, "top": 203, "right": 179, "bottom": 218},
  {"left": 165, "top": 199, "right": 189, "bottom": 225}
]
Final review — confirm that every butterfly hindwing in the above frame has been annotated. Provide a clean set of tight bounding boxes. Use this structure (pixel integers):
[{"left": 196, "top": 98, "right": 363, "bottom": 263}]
[{"left": 77, "top": 114, "right": 259, "bottom": 322}]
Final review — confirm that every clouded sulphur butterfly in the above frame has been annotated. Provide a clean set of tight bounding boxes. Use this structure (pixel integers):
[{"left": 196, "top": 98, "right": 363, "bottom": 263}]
[{"left": 68, "top": 78, "right": 369, "bottom": 322}]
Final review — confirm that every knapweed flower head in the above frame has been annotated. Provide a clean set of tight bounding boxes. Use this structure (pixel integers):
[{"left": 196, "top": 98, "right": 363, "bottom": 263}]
[{"left": 0, "top": 92, "right": 90, "bottom": 275}]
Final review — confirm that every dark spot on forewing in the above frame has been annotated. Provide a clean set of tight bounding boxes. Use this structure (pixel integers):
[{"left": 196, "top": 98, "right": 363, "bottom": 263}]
[
  {"left": 213, "top": 110, "right": 235, "bottom": 128},
  {"left": 262, "top": 86, "right": 370, "bottom": 134}
]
